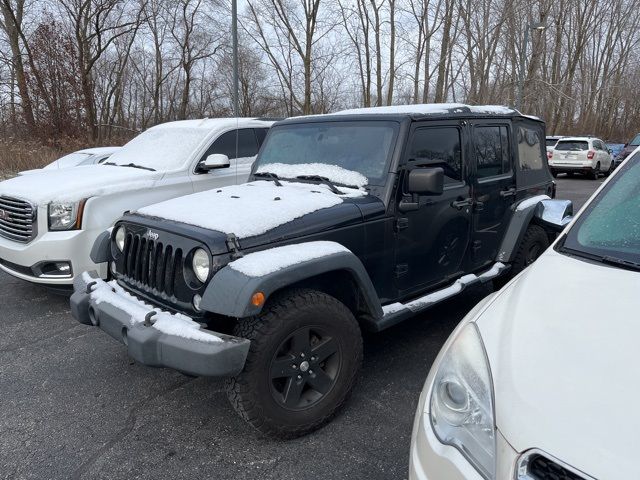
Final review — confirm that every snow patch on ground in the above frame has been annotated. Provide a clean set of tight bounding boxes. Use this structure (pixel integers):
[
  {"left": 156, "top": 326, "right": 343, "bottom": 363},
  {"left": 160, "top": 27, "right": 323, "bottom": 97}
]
[
  {"left": 256, "top": 162, "right": 368, "bottom": 188},
  {"left": 228, "top": 241, "right": 350, "bottom": 277},
  {"left": 137, "top": 180, "right": 366, "bottom": 238},
  {"left": 516, "top": 195, "right": 550, "bottom": 211},
  {"left": 85, "top": 275, "right": 222, "bottom": 343},
  {"left": 336, "top": 103, "right": 518, "bottom": 116},
  {"left": 0, "top": 165, "right": 158, "bottom": 205}
]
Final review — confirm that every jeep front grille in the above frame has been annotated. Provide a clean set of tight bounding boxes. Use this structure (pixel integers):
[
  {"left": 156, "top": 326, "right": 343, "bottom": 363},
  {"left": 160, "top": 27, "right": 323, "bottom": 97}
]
[
  {"left": 517, "top": 450, "right": 592, "bottom": 480},
  {"left": 0, "top": 196, "right": 36, "bottom": 243},
  {"left": 121, "top": 232, "right": 183, "bottom": 298}
]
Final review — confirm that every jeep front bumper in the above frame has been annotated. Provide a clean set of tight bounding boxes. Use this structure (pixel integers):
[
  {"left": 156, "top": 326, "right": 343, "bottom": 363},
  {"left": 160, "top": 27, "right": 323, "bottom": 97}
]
[{"left": 70, "top": 272, "right": 250, "bottom": 377}]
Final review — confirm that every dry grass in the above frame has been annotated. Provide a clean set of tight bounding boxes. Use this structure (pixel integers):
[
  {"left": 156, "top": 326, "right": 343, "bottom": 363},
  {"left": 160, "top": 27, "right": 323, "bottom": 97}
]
[{"left": 0, "top": 136, "right": 111, "bottom": 179}]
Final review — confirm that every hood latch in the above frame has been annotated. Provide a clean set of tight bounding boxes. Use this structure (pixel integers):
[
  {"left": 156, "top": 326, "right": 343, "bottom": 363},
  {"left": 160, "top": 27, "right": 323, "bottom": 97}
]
[{"left": 225, "top": 234, "right": 244, "bottom": 259}]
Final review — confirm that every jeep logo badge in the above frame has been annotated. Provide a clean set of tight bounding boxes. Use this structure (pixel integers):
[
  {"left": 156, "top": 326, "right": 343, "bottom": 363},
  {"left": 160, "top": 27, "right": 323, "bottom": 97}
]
[
  {"left": 147, "top": 230, "right": 159, "bottom": 241},
  {"left": 0, "top": 208, "right": 8, "bottom": 221}
]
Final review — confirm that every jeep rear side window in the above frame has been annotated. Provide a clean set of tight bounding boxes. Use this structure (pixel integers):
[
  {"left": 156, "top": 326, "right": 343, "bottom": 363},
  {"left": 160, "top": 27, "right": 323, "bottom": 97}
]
[
  {"left": 409, "top": 127, "right": 463, "bottom": 184},
  {"left": 517, "top": 126, "right": 545, "bottom": 170},
  {"left": 207, "top": 129, "right": 259, "bottom": 160},
  {"left": 474, "top": 126, "right": 511, "bottom": 179}
]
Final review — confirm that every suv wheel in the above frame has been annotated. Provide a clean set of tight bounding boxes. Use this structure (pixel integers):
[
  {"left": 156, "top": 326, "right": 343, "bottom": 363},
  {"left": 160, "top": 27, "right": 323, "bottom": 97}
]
[
  {"left": 590, "top": 162, "right": 600, "bottom": 179},
  {"left": 606, "top": 160, "right": 615, "bottom": 176},
  {"left": 226, "top": 288, "right": 362, "bottom": 438},
  {"left": 494, "top": 224, "right": 549, "bottom": 289}
]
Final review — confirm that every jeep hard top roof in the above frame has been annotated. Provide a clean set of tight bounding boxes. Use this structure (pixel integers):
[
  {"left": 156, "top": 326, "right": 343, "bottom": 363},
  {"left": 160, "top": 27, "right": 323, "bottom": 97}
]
[{"left": 277, "top": 103, "right": 542, "bottom": 125}]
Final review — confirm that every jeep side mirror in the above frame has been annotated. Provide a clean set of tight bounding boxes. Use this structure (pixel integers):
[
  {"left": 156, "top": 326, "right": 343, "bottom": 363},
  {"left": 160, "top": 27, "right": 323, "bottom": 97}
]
[
  {"left": 408, "top": 167, "right": 444, "bottom": 196},
  {"left": 198, "top": 153, "right": 230, "bottom": 172}
]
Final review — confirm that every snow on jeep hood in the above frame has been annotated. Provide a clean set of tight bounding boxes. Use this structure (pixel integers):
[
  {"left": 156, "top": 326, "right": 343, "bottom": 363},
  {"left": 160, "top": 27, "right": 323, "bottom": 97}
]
[
  {"left": 256, "top": 163, "right": 368, "bottom": 188},
  {"left": 0, "top": 165, "right": 158, "bottom": 205},
  {"left": 136, "top": 180, "right": 366, "bottom": 238}
]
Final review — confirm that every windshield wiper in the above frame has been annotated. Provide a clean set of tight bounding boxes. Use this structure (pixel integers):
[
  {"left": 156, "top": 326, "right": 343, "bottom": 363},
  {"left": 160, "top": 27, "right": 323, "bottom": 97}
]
[
  {"left": 254, "top": 171, "right": 282, "bottom": 186},
  {"left": 601, "top": 256, "right": 640, "bottom": 272},
  {"left": 104, "top": 162, "right": 156, "bottom": 172},
  {"left": 295, "top": 175, "right": 344, "bottom": 194},
  {"left": 559, "top": 244, "right": 640, "bottom": 272}
]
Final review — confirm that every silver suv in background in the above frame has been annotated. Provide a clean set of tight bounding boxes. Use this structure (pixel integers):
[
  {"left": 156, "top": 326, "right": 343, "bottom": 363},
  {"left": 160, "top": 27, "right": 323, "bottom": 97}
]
[{"left": 548, "top": 136, "right": 613, "bottom": 179}]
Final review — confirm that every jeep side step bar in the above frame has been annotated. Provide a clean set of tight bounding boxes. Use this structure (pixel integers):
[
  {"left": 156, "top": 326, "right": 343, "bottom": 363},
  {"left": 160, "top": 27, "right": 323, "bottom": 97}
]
[{"left": 371, "top": 262, "right": 508, "bottom": 331}]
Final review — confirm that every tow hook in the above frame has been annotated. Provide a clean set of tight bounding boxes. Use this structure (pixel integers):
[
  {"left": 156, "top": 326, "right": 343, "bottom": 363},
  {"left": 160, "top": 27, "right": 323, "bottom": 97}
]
[
  {"left": 144, "top": 311, "right": 157, "bottom": 327},
  {"left": 85, "top": 281, "right": 97, "bottom": 294}
]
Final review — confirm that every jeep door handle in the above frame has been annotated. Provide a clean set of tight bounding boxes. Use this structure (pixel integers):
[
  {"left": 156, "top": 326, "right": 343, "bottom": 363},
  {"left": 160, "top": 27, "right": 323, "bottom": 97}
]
[
  {"left": 451, "top": 198, "right": 473, "bottom": 210},
  {"left": 500, "top": 187, "right": 517, "bottom": 198}
]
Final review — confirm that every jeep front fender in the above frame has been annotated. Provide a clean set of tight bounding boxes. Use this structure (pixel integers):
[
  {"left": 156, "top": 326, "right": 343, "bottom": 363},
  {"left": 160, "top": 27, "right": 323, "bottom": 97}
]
[
  {"left": 200, "top": 246, "right": 383, "bottom": 320},
  {"left": 90, "top": 230, "right": 111, "bottom": 264}
]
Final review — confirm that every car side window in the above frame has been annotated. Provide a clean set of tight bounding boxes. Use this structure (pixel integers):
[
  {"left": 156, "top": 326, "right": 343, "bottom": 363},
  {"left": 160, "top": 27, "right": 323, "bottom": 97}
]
[
  {"left": 517, "top": 125, "right": 544, "bottom": 171},
  {"left": 205, "top": 129, "right": 259, "bottom": 161},
  {"left": 408, "top": 127, "right": 463, "bottom": 185},
  {"left": 593, "top": 140, "right": 600, "bottom": 150},
  {"left": 255, "top": 128, "right": 269, "bottom": 147},
  {"left": 474, "top": 125, "right": 511, "bottom": 179}
]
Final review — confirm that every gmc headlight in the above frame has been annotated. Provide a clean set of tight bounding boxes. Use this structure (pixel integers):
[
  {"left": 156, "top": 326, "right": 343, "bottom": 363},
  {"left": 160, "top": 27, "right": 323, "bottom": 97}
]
[
  {"left": 48, "top": 200, "right": 84, "bottom": 231},
  {"left": 192, "top": 248, "right": 211, "bottom": 283},
  {"left": 429, "top": 323, "right": 495, "bottom": 479}
]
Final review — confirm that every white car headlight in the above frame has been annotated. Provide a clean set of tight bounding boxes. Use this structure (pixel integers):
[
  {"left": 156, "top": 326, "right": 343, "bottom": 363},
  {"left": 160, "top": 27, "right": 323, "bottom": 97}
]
[
  {"left": 192, "top": 248, "right": 211, "bottom": 283},
  {"left": 114, "top": 226, "right": 126, "bottom": 252},
  {"left": 429, "top": 322, "right": 495, "bottom": 479},
  {"left": 48, "top": 201, "right": 83, "bottom": 231}
]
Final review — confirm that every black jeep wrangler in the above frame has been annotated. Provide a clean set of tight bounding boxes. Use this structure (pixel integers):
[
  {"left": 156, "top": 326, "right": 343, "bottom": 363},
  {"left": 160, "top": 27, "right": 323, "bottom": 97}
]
[{"left": 71, "top": 105, "right": 572, "bottom": 438}]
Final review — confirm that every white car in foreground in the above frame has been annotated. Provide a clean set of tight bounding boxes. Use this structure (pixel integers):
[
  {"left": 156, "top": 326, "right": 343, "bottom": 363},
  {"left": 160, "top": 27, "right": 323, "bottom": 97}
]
[
  {"left": 548, "top": 136, "right": 613, "bottom": 179},
  {"left": 0, "top": 118, "right": 273, "bottom": 287},
  {"left": 410, "top": 150, "right": 640, "bottom": 479}
]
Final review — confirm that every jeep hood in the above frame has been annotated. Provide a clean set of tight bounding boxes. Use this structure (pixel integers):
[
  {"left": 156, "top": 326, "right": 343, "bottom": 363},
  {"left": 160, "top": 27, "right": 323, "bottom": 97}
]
[
  {"left": 476, "top": 248, "right": 640, "bottom": 479},
  {"left": 136, "top": 180, "right": 376, "bottom": 247},
  {"left": 0, "top": 165, "right": 160, "bottom": 206}
]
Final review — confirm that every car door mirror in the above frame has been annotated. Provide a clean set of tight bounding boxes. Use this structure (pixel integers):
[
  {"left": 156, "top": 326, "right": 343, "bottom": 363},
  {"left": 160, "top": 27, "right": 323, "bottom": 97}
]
[
  {"left": 198, "top": 153, "right": 230, "bottom": 172},
  {"left": 407, "top": 167, "right": 444, "bottom": 196}
]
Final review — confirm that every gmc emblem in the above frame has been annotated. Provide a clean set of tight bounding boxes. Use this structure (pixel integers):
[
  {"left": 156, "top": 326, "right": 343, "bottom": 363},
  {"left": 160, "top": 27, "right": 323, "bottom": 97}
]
[
  {"left": 0, "top": 208, "right": 9, "bottom": 221},
  {"left": 146, "top": 230, "right": 159, "bottom": 241}
]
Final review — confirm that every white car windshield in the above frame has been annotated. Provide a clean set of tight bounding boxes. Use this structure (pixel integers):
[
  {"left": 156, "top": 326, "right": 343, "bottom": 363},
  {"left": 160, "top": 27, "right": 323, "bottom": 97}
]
[
  {"left": 44, "top": 152, "right": 92, "bottom": 169},
  {"left": 561, "top": 151, "right": 640, "bottom": 267},
  {"left": 106, "top": 127, "right": 211, "bottom": 171}
]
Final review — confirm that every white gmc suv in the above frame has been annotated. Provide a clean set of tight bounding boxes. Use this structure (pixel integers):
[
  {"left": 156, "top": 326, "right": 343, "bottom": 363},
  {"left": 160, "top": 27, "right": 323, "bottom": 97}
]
[{"left": 0, "top": 118, "right": 273, "bottom": 289}]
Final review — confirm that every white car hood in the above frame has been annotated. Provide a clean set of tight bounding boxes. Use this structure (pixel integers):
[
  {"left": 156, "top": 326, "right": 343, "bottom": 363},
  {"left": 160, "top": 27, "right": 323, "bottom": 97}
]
[
  {"left": 477, "top": 248, "right": 640, "bottom": 479},
  {"left": 0, "top": 165, "right": 160, "bottom": 205}
]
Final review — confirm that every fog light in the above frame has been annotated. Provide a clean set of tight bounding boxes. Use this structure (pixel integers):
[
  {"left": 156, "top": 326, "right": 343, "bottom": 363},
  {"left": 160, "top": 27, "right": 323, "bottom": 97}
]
[{"left": 193, "top": 294, "right": 203, "bottom": 311}]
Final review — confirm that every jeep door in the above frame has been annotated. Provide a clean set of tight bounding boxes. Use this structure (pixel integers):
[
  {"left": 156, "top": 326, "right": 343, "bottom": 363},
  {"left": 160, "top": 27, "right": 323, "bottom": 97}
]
[
  {"left": 190, "top": 128, "right": 267, "bottom": 192},
  {"left": 468, "top": 121, "right": 516, "bottom": 269},
  {"left": 394, "top": 122, "right": 472, "bottom": 296}
]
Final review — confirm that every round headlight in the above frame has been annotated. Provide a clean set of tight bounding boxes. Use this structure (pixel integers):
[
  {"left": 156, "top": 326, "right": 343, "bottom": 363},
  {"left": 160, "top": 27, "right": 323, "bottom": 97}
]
[
  {"left": 114, "top": 227, "right": 126, "bottom": 252},
  {"left": 192, "top": 248, "right": 211, "bottom": 283}
]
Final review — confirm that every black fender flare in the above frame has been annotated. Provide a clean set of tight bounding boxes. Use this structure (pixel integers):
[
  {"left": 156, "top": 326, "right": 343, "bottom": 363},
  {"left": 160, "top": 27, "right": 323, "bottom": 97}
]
[
  {"left": 497, "top": 196, "right": 573, "bottom": 263},
  {"left": 90, "top": 230, "right": 111, "bottom": 264},
  {"left": 200, "top": 246, "right": 383, "bottom": 320}
]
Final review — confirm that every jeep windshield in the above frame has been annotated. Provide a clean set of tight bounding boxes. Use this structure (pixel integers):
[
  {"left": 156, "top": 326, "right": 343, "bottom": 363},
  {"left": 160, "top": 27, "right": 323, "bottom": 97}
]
[
  {"left": 560, "top": 152, "right": 640, "bottom": 269},
  {"left": 105, "top": 127, "right": 211, "bottom": 171},
  {"left": 254, "top": 121, "right": 399, "bottom": 187}
]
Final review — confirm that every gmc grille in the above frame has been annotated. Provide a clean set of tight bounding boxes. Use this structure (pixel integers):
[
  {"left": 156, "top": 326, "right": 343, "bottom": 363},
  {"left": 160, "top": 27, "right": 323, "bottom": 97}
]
[
  {"left": 518, "top": 452, "right": 591, "bottom": 480},
  {"left": 121, "top": 232, "right": 183, "bottom": 298},
  {"left": 0, "top": 195, "right": 36, "bottom": 243}
]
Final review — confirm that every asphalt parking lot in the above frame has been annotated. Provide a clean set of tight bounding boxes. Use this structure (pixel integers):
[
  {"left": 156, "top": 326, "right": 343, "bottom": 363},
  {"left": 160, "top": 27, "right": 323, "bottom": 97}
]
[{"left": 0, "top": 175, "right": 602, "bottom": 480}]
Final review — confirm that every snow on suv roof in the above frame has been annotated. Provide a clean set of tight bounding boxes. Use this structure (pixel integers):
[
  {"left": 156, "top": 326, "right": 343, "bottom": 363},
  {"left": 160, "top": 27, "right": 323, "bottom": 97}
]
[
  {"left": 336, "top": 103, "right": 519, "bottom": 116},
  {"left": 556, "top": 137, "right": 595, "bottom": 142},
  {"left": 150, "top": 117, "right": 271, "bottom": 131}
]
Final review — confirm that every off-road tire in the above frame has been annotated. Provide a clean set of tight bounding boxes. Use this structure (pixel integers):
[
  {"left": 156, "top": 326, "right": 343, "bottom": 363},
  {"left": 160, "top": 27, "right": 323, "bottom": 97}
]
[
  {"left": 494, "top": 224, "right": 549, "bottom": 290},
  {"left": 226, "top": 288, "right": 363, "bottom": 439}
]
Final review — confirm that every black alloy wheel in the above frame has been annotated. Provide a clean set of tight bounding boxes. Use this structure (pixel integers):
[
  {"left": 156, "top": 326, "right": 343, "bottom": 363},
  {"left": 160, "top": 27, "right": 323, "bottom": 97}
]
[{"left": 269, "top": 326, "right": 341, "bottom": 410}]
